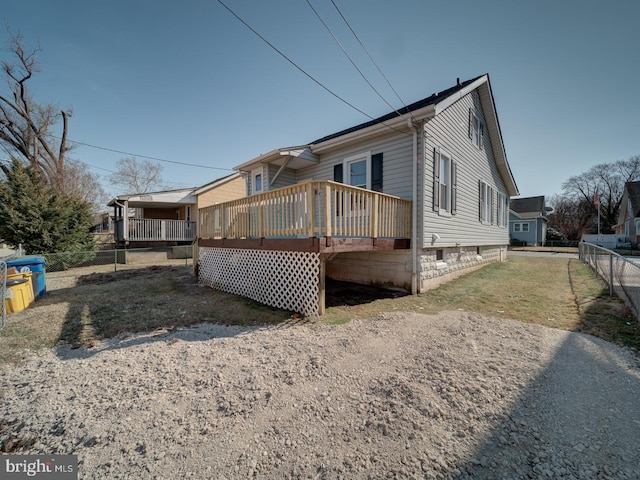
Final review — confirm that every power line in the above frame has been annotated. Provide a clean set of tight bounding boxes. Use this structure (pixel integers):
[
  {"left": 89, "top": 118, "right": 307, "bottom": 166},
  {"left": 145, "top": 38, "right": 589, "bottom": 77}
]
[
  {"left": 216, "top": 0, "right": 408, "bottom": 135},
  {"left": 43, "top": 133, "right": 234, "bottom": 171},
  {"left": 305, "top": 0, "right": 404, "bottom": 119},
  {"left": 330, "top": 0, "right": 411, "bottom": 112}
]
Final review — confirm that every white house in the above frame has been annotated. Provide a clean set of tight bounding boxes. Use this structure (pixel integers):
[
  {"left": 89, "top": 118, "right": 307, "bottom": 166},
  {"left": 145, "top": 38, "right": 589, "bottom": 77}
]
[{"left": 197, "top": 74, "right": 519, "bottom": 316}]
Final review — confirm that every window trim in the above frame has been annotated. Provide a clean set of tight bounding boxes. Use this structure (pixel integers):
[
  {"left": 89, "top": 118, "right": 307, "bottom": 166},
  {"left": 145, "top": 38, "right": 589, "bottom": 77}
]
[
  {"left": 513, "top": 222, "right": 529, "bottom": 232},
  {"left": 497, "top": 192, "right": 508, "bottom": 228},
  {"left": 251, "top": 169, "right": 263, "bottom": 194},
  {"left": 469, "top": 109, "right": 485, "bottom": 149},
  {"left": 479, "top": 181, "right": 494, "bottom": 224},
  {"left": 343, "top": 151, "right": 371, "bottom": 189},
  {"left": 434, "top": 147, "right": 457, "bottom": 216}
]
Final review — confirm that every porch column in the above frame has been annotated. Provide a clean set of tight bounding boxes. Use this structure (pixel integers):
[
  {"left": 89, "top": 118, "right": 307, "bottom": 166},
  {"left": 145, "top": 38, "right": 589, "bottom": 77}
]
[{"left": 123, "top": 200, "right": 129, "bottom": 241}]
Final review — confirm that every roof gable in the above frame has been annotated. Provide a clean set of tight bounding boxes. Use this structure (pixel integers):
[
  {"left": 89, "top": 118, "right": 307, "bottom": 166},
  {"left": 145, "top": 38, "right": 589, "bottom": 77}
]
[{"left": 626, "top": 181, "right": 640, "bottom": 217}]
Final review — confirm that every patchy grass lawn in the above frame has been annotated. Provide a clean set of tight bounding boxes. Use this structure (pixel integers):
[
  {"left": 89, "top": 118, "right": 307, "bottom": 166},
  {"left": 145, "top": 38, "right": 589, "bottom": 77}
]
[
  {"left": 0, "top": 257, "right": 638, "bottom": 367},
  {"left": 324, "top": 256, "right": 639, "bottom": 351}
]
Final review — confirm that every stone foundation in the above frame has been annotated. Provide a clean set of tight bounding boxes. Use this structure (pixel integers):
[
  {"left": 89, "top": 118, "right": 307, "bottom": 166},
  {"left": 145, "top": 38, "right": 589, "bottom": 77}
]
[
  {"left": 418, "top": 245, "right": 506, "bottom": 290},
  {"left": 324, "top": 245, "right": 507, "bottom": 293}
]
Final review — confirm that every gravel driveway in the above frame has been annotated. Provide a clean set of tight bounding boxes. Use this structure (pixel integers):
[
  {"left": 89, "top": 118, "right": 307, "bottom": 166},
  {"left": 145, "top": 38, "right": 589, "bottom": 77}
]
[{"left": 1, "top": 310, "right": 639, "bottom": 479}]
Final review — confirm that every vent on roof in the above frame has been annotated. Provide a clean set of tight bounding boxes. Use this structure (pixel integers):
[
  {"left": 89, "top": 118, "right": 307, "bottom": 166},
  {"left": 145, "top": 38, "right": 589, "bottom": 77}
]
[{"left": 457, "top": 77, "right": 460, "bottom": 86}]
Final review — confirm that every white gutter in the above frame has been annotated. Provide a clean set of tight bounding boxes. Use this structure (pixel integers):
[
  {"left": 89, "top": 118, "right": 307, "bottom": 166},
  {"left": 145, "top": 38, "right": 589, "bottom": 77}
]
[
  {"left": 312, "top": 105, "right": 436, "bottom": 154},
  {"left": 408, "top": 119, "right": 418, "bottom": 295}
]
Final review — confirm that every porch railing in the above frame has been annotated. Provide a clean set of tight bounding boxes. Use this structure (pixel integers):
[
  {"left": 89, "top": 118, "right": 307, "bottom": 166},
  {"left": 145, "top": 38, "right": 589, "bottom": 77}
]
[
  {"left": 114, "top": 218, "right": 197, "bottom": 242},
  {"left": 198, "top": 180, "right": 411, "bottom": 240}
]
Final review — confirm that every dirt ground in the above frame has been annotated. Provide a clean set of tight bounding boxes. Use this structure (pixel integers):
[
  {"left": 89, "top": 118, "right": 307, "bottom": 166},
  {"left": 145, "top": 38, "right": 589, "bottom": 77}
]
[{"left": 2, "top": 303, "right": 640, "bottom": 478}]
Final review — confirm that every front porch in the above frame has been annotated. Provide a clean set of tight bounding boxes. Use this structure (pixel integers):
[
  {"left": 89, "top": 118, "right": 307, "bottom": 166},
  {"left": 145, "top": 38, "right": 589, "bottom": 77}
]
[
  {"left": 197, "top": 181, "right": 412, "bottom": 317},
  {"left": 108, "top": 188, "right": 198, "bottom": 246},
  {"left": 114, "top": 218, "right": 197, "bottom": 243}
]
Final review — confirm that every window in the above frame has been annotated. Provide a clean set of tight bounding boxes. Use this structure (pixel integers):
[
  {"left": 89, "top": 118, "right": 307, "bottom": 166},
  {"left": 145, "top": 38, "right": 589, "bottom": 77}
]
[
  {"left": 514, "top": 224, "right": 521, "bottom": 232},
  {"left": 343, "top": 152, "right": 371, "bottom": 189},
  {"left": 497, "top": 193, "right": 508, "bottom": 227},
  {"left": 252, "top": 170, "right": 263, "bottom": 194},
  {"left": 513, "top": 223, "right": 529, "bottom": 232},
  {"left": 479, "top": 181, "right": 494, "bottom": 224},
  {"left": 433, "top": 148, "right": 457, "bottom": 215},
  {"left": 348, "top": 158, "right": 367, "bottom": 188},
  {"left": 522, "top": 223, "right": 530, "bottom": 232},
  {"left": 469, "top": 109, "right": 485, "bottom": 149}
]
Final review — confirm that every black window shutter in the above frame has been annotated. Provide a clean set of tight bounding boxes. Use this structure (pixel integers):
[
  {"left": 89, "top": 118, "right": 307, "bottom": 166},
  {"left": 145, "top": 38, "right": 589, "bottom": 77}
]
[
  {"left": 433, "top": 148, "right": 440, "bottom": 212},
  {"left": 371, "top": 153, "right": 383, "bottom": 192},
  {"left": 333, "top": 164, "right": 343, "bottom": 183}
]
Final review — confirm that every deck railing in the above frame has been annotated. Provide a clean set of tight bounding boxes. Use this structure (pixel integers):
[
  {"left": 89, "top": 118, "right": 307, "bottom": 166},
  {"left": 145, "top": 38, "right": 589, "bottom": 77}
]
[
  {"left": 199, "top": 180, "right": 411, "bottom": 240},
  {"left": 114, "top": 218, "right": 197, "bottom": 242}
]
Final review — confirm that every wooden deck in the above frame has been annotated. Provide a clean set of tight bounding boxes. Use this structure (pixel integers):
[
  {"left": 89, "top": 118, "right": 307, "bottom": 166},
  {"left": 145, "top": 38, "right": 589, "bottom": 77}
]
[{"left": 198, "top": 181, "right": 411, "bottom": 252}]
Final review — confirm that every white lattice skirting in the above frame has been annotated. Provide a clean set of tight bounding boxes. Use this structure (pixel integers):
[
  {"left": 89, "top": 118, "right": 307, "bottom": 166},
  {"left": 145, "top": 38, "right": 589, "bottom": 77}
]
[{"left": 199, "top": 247, "right": 321, "bottom": 317}]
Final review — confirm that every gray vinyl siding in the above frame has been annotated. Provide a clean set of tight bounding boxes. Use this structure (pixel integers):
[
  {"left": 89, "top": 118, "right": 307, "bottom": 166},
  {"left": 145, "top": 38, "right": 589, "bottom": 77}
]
[
  {"left": 267, "top": 165, "right": 298, "bottom": 190},
  {"left": 422, "top": 90, "right": 509, "bottom": 248},
  {"left": 297, "top": 133, "right": 414, "bottom": 199}
]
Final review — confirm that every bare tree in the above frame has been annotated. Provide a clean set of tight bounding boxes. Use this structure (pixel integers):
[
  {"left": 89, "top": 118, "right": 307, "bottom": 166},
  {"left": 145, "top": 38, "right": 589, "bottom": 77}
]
[
  {"left": 561, "top": 155, "right": 640, "bottom": 234},
  {"left": 61, "top": 159, "right": 108, "bottom": 213},
  {"left": 0, "top": 31, "right": 72, "bottom": 192},
  {"left": 547, "top": 194, "right": 594, "bottom": 240},
  {"left": 108, "top": 156, "right": 165, "bottom": 194}
]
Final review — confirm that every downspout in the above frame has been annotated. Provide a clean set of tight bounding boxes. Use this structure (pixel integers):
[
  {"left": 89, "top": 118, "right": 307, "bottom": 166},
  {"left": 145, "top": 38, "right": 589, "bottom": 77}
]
[{"left": 408, "top": 119, "right": 418, "bottom": 295}]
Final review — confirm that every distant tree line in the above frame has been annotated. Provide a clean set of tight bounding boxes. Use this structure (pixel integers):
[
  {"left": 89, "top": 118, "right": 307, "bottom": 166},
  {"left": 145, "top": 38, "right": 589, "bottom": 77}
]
[{"left": 547, "top": 155, "right": 640, "bottom": 240}]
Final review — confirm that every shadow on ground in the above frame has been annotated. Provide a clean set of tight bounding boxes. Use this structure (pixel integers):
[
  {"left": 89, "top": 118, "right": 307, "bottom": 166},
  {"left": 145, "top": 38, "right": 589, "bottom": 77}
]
[{"left": 51, "top": 266, "right": 405, "bottom": 360}]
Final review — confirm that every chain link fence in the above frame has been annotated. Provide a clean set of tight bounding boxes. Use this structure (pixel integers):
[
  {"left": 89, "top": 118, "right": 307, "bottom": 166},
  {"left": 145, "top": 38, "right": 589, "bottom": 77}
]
[{"left": 579, "top": 242, "right": 640, "bottom": 321}]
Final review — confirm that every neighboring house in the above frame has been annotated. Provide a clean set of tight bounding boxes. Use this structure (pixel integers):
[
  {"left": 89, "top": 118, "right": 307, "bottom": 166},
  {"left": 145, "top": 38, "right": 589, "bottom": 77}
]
[
  {"left": 108, "top": 188, "right": 198, "bottom": 247},
  {"left": 509, "top": 196, "right": 548, "bottom": 246},
  {"left": 197, "top": 74, "right": 519, "bottom": 316},
  {"left": 194, "top": 173, "right": 245, "bottom": 210},
  {"left": 108, "top": 174, "right": 246, "bottom": 248},
  {"left": 615, "top": 181, "right": 640, "bottom": 243}
]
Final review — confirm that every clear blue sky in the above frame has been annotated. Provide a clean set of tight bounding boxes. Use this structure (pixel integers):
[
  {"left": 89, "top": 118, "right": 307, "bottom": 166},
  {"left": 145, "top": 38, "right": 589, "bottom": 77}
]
[{"left": 3, "top": 0, "right": 638, "bottom": 204}]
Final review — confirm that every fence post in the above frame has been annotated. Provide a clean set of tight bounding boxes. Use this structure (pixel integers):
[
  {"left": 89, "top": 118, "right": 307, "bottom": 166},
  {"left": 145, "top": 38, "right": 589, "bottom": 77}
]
[
  {"left": 114, "top": 248, "right": 118, "bottom": 272},
  {"left": 609, "top": 252, "right": 613, "bottom": 297}
]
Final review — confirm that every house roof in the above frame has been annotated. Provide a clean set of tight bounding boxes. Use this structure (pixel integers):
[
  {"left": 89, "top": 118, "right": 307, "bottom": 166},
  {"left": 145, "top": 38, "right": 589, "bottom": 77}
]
[
  {"left": 107, "top": 188, "right": 197, "bottom": 209},
  {"left": 309, "top": 75, "right": 484, "bottom": 145},
  {"left": 234, "top": 74, "right": 518, "bottom": 196},
  {"left": 616, "top": 181, "right": 640, "bottom": 226},
  {"left": 510, "top": 196, "right": 546, "bottom": 216}
]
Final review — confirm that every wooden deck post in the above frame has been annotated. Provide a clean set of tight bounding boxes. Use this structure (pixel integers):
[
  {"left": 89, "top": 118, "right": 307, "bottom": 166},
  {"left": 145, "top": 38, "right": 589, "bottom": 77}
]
[
  {"left": 372, "top": 194, "right": 379, "bottom": 239},
  {"left": 306, "top": 182, "right": 314, "bottom": 237},
  {"left": 318, "top": 255, "right": 326, "bottom": 316},
  {"left": 324, "top": 183, "right": 332, "bottom": 238}
]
